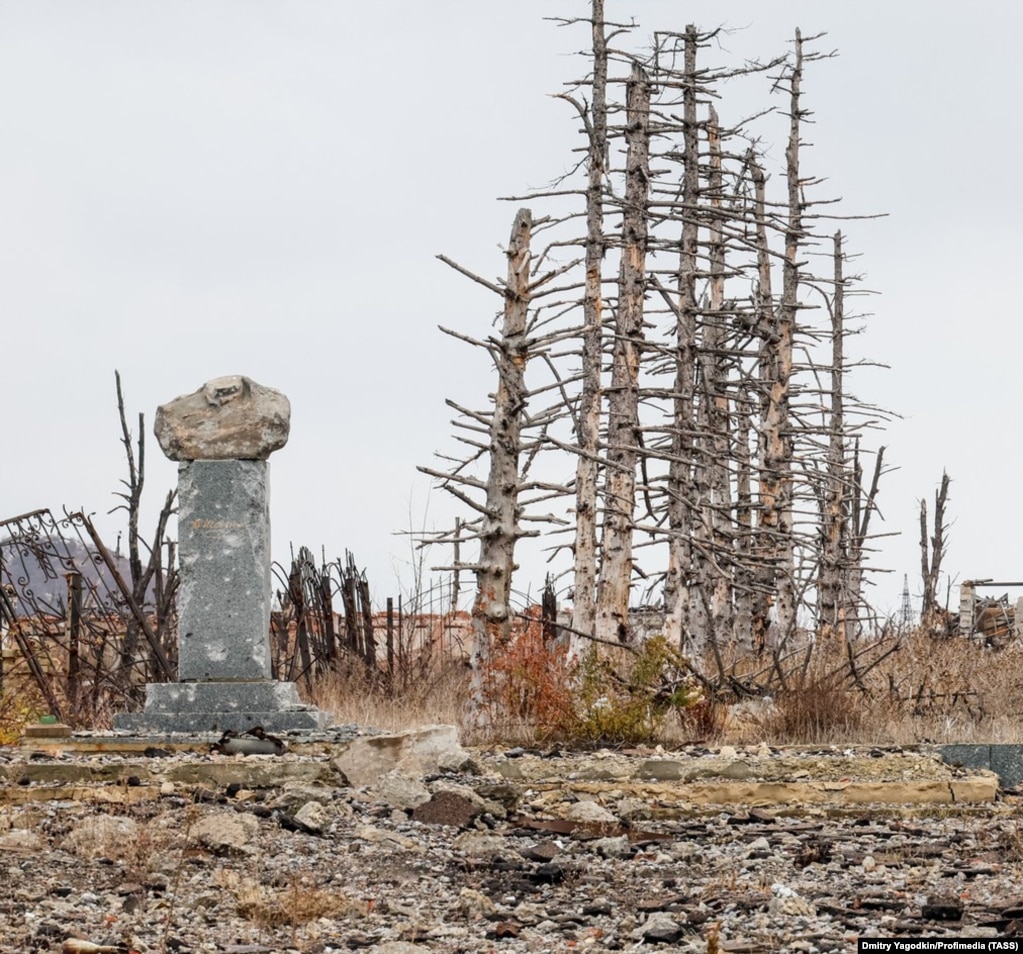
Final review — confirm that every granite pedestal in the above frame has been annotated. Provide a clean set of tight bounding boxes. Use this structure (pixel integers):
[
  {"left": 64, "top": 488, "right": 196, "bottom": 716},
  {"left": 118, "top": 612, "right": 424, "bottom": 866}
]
[
  {"left": 115, "top": 458, "right": 328, "bottom": 734},
  {"left": 115, "top": 680, "right": 327, "bottom": 734}
]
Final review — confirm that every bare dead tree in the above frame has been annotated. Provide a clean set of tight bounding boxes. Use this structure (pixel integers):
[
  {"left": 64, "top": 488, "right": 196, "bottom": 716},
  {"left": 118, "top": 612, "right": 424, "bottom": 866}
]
[
  {"left": 110, "top": 370, "right": 178, "bottom": 683},
  {"left": 422, "top": 209, "right": 545, "bottom": 728},
  {"left": 422, "top": 12, "right": 894, "bottom": 703},
  {"left": 696, "top": 105, "right": 735, "bottom": 646},
  {"left": 595, "top": 62, "right": 651, "bottom": 644},
  {"left": 920, "top": 470, "right": 951, "bottom": 621},
  {"left": 844, "top": 441, "right": 886, "bottom": 641},
  {"left": 760, "top": 28, "right": 806, "bottom": 649},
  {"left": 567, "top": 0, "right": 610, "bottom": 645},
  {"left": 661, "top": 24, "right": 702, "bottom": 654},
  {"left": 465, "top": 209, "right": 533, "bottom": 719},
  {"left": 817, "top": 230, "right": 847, "bottom": 634}
]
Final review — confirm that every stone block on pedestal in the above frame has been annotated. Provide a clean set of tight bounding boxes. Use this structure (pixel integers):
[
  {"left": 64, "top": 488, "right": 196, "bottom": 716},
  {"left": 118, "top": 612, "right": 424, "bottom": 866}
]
[{"left": 113, "top": 375, "right": 330, "bottom": 736}]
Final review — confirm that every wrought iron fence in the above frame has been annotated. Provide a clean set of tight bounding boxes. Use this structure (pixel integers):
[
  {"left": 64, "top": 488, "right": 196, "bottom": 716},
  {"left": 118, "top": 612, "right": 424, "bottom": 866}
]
[
  {"left": 0, "top": 508, "right": 175, "bottom": 724},
  {"left": 0, "top": 506, "right": 474, "bottom": 725},
  {"left": 270, "top": 548, "right": 471, "bottom": 693}
]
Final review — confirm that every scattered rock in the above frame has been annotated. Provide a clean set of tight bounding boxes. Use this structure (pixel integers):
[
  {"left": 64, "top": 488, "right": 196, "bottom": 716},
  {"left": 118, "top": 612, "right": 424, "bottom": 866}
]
[
  {"left": 769, "top": 883, "right": 816, "bottom": 917},
  {"left": 0, "top": 829, "right": 43, "bottom": 852},
  {"left": 451, "top": 831, "right": 508, "bottom": 858},
  {"left": 519, "top": 840, "right": 561, "bottom": 862},
  {"left": 528, "top": 863, "right": 565, "bottom": 885},
  {"left": 353, "top": 824, "right": 422, "bottom": 852},
  {"left": 590, "top": 835, "right": 631, "bottom": 858},
  {"left": 192, "top": 812, "right": 260, "bottom": 854},
  {"left": 63, "top": 815, "right": 141, "bottom": 860},
  {"left": 292, "top": 800, "right": 329, "bottom": 833},
  {"left": 720, "top": 759, "right": 756, "bottom": 780},
  {"left": 333, "top": 725, "right": 470, "bottom": 788},
  {"left": 0, "top": 741, "right": 1012, "bottom": 954},
  {"left": 413, "top": 789, "right": 484, "bottom": 829},
  {"left": 374, "top": 771, "right": 431, "bottom": 811},
  {"left": 472, "top": 780, "right": 520, "bottom": 812},
  {"left": 636, "top": 759, "right": 687, "bottom": 781},
  {"left": 563, "top": 800, "right": 617, "bottom": 824},
  {"left": 923, "top": 894, "right": 964, "bottom": 921},
  {"left": 634, "top": 911, "right": 686, "bottom": 944},
  {"left": 456, "top": 887, "right": 497, "bottom": 919}
]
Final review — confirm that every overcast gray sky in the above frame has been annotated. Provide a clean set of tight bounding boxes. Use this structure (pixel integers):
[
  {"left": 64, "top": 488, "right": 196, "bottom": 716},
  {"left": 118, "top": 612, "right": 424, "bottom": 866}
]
[{"left": 2, "top": 2, "right": 1020, "bottom": 617}]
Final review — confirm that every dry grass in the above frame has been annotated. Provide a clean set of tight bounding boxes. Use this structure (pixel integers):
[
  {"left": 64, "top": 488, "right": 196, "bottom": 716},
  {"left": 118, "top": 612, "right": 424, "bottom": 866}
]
[
  {"left": 306, "top": 658, "right": 469, "bottom": 734},
  {"left": 214, "top": 869, "right": 366, "bottom": 930},
  {"left": 5, "top": 618, "right": 1010, "bottom": 750},
  {"left": 687, "top": 629, "right": 1023, "bottom": 746},
  {"left": 302, "top": 626, "right": 1023, "bottom": 748}
]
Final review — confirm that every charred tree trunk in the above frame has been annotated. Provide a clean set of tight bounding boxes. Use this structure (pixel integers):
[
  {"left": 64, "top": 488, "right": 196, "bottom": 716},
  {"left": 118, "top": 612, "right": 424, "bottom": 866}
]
[
  {"left": 114, "top": 371, "right": 145, "bottom": 684},
  {"left": 754, "top": 33, "right": 803, "bottom": 650},
  {"left": 747, "top": 150, "right": 776, "bottom": 652},
  {"left": 466, "top": 209, "right": 533, "bottom": 728},
  {"left": 571, "top": 0, "right": 610, "bottom": 647},
  {"left": 732, "top": 392, "right": 755, "bottom": 651},
  {"left": 595, "top": 62, "right": 651, "bottom": 644},
  {"left": 920, "top": 471, "right": 950, "bottom": 621},
  {"left": 663, "top": 24, "right": 700, "bottom": 655},
  {"left": 112, "top": 371, "right": 178, "bottom": 684},
  {"left": 700, "top": 106, "right": 733, "bottom": 644},
  {"left": 319, "top": 567, "right": 337, "bottom": 662},
  {"left": 845, "top": 440, "right": 885, "bottom": 641},
  {"left": 818, "top": 231, "right": 846, "bottom": 635},
  {"left": 289, "top": 559, "right": 314, "bottom": 692},
  {"left": 773, "top": 30, "right": 804, "bottom": 646}
]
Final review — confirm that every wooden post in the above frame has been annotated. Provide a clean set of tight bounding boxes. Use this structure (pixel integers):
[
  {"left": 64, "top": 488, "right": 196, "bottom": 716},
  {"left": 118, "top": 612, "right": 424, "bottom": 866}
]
[
  {"left": 320, "top": 567, "right": 337, "bottom": 661},
  {"left": 289, "top": 561, "right": 313, "bottom": 692},
  {"left": 357, "top": 571, "right": 376, "bottom": 674},
  {"left": 385, "top": 597, "right": 395, "bottom": 687},
  {"left": 66, "top": 571, "right": 83, "bottom": 712}
]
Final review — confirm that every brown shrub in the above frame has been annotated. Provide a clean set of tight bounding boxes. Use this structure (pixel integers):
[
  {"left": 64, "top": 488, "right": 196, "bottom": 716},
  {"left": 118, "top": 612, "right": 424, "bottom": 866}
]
[{"left": 478, "top": 612, "right": 576, "bottom": 744}]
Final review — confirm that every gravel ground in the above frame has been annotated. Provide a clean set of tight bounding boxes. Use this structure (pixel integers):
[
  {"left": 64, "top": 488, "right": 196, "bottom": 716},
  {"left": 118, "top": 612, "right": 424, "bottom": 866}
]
[{"left": 2, "top": 737, "right": 1023, "bottom": 954}]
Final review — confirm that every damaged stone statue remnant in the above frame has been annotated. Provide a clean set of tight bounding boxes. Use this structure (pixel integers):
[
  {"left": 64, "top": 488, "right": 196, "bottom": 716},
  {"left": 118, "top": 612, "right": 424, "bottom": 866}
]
[
  {"left": 154, "top": 375, "right": 291, "bottom": 461},
  {"left": 115, "top": 375, "right": 328, "bottom": 734}
]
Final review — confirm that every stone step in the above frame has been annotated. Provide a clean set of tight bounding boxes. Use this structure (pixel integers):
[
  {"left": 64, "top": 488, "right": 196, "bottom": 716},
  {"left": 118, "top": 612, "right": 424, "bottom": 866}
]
[{"left": 1, "top": 740, "right": 1004, "bottom": 811}]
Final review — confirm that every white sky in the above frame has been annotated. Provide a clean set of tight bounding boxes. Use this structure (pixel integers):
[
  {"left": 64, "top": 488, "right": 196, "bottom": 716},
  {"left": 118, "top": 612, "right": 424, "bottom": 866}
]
[{"left": 1, "top": 2, "right": 1020, "bottom": 618}]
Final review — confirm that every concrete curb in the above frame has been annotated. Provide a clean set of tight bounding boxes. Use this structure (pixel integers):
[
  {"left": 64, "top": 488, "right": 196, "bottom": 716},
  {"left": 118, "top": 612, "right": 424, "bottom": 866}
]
[{"left": 935, "top": 744, "right": 1023, "bottom": 788}]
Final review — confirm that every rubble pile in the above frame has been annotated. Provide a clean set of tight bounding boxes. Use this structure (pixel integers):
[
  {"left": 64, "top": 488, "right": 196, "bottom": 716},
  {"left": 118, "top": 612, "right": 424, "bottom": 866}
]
[{"left": 0, "top": 729, "right": 1019, "bottom": 953}]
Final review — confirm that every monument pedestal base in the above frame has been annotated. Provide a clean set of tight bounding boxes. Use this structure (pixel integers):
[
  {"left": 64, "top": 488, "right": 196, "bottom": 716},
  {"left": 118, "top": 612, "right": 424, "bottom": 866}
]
[{"left": 113, "top": 681, "right": 331, "bottom": 734}]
